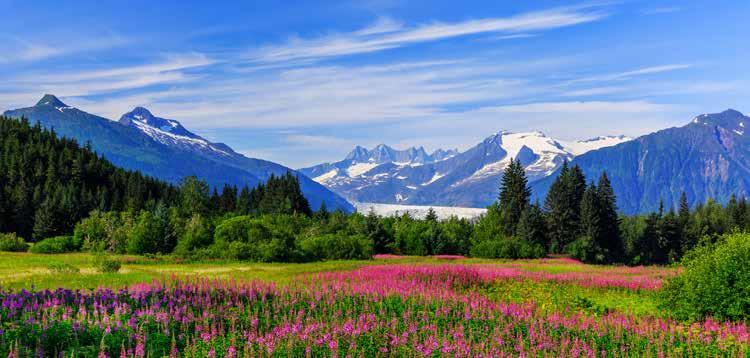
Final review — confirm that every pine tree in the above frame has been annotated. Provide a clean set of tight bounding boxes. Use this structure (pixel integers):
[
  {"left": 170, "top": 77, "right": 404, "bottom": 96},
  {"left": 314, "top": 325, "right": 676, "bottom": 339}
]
[
  {"left": 498, "top": 158, "right": 531, "bottom": 236},
  {"left": 237, "top": 186, "right": 252, "bottom": 215},
  {"left": 365, "top": 210, "right": 391, "bottom": 253},
  {"left": 32, "top": 198, "right": 59, "bottom": 240},
  {"left": 660, "top": 208, "right": 682, "bottom": 263},
  {"left": 545, "top": 162, "right": 587, "bottom": 252},
  {"left": 314, "top": 202, "right": 330, "bottom": 222},
  {"left": 596, "top": 172, "right": 623, "bottom": 262},
  {"left": 516, "top": 202, "right": 547, "bottom": 252}
]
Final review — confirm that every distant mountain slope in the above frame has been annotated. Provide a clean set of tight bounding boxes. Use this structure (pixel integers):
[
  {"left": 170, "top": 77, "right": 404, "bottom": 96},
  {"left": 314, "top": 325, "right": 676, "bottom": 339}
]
[
  {"left": 532, "top": 109, "right": 750, "bottom": 214},
  {"left": 301, "top": 132, "right": 630, "bottom": 207},
  {"left": 4, "top": 95, "right": 353, "bottom": 212}
]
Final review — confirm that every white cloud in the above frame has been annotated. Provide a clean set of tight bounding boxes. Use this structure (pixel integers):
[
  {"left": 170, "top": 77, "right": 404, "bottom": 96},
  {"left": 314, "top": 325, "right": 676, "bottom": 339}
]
[
  {"left": 483, "top": 100, "right": 674, "bottom": 114},
  {"left": 3, "top": 54, "right": 214, "bottom": 100},
  {"left": 0, "top": 34, "right": 131, "bottom": 64},
  {"left": 247, "top": 6, "right": 608, "bottom": 64},
  {"left": 570, "top": 64, "right": 692, "bottom": 83}
]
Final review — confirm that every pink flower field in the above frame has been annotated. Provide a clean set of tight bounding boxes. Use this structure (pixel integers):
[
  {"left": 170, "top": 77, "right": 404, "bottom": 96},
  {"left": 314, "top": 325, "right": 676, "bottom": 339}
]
[{"left": 0, "top": 260, "right": 746, "bottom": 357}]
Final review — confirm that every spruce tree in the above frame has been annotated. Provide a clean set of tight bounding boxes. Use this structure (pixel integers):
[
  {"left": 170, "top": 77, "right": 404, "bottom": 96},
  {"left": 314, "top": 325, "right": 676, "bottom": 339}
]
[
  {"left": 498, "top": 158, "right": 531, "bottom": 236},
  {"left": 596, "top": 172, "right": 623, "bottom": 262},
  {"left": 545, "top": 162, "right": 587, "bottom": 252},
  {"left": 516, "top": 202, "right": 547, "bottom": 254}
]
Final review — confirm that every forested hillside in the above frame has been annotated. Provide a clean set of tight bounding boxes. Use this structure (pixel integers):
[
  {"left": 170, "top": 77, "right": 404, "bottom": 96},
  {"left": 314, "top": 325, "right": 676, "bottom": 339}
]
[
  {"left": 0, "top": 115, "right": 312, "bottom": 241},
  {"left": 0, "top": 116, "right": 178, "bottom": 239}
]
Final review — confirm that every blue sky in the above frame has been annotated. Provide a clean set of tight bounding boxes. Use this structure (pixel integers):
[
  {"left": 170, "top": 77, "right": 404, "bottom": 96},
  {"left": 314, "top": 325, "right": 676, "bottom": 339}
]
[{"left": 0, "top": 0, "right": 748, "bottom": 168}]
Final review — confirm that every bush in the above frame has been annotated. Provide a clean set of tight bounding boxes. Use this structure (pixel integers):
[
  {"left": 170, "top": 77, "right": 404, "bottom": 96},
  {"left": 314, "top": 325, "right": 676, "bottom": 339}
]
[
  {"left": 30, "top": 236, "right": 82, "bottom": 254},
  {"left": 299, "top": 233, "right": 373, "bottom": 260},
  {"left": 661, "top": 233, "right": 750, "bottom": 321},
  {"left": 0, "top": 233, "right": 29, "bottom": 252},
  {"left": 47, "top": 263, "right": 80, "bottom": 274},
  {"left": 566, "top": 236, "right": 606, "bottom": 264},
  {"left": 173, "top": 214, "right": 214, "bottom": 257},
  {"left": 212, "top": 215, "right": 299, "bottom": 262},
  {"left": 93, "top": 254, "right": 122, "bottom": 273},
  {"left": 127, "top": 211, "right": 164, "bottom": 255},
  {"left": 75, "top": 211, "right": 133, "bottom": 254}
]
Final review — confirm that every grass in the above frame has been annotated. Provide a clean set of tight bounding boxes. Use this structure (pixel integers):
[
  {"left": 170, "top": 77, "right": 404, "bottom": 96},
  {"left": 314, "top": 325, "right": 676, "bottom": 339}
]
[{"left": 0, "top": 252, "right": 670, "bottom": 318}]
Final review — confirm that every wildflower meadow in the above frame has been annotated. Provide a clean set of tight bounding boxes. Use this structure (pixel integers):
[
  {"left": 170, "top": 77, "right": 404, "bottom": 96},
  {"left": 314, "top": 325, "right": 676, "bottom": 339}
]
[{"left": 0, "top": 256, "right": 747, "bottom": 357}]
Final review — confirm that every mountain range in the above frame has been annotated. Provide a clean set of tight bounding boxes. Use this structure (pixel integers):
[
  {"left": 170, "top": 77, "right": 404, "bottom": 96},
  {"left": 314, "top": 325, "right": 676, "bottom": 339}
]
[
  {"left": 300, "top": 132, "right": 631, "bottom": 207},
  {"left": 532, "top": 109, "right": 750, "bottom": 214},
  {"left": 7, "top": 95, "right": 748, "bottom": 215},
  {"left": 3, "top": 95, "right": 353, "bottom": 212}
]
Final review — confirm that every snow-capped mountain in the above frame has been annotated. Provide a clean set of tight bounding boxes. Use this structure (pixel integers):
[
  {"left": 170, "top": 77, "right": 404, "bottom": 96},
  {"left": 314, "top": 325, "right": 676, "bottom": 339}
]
[
  {"left": 119, "top": 107, "right": 235, "bottom": 157},
  {"left": 533, "top": 109, "right": 750, "bottom": 214},
  {"left": 3, "top": 95, "right": 353, "bottom": 212},
  {"left": 300, "top": 131, "right": 631, "bottom": 208}
]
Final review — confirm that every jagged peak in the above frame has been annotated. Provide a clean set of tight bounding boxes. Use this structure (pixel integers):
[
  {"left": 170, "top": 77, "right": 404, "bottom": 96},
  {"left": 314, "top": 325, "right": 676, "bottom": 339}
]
[
  {"left": 692, "top": 109, "right": 747, "bottom": 128},
  {"left": 35, "top": 94, "right": 67, "bottom": 108}
]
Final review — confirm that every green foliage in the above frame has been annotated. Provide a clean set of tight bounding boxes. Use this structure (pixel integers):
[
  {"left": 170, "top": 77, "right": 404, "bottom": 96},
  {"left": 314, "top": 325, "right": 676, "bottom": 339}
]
[
  {"left": 662, "top": 233, "right": 750, "bottom": 321},
  {"left": 545, "top": 162, "right": 586, "bottom": 253},
  {"left": 93, "top": 254, "right": 122, "bottom": 273},
  {"left": 212, "top": 215, "right": 301, "bottom": 262},
  {"left": 173, "top": 214, "right": 214, "bottom": 257},
  {"left": 127, "top": 211, "right": 165, "bottom": 255},
  {"left": 516, "top": 203, "right": 547, "bottom": 251},
  {"left": 568, "top": 173, "right": 623, "bottom": 264},
  {"left": 498, "top": 158, "right": 531, "bottom": 236},
  {"left": 298, "top": 233, "right": 373, "bottom": 260},
  {"left": 0, "top": 232, "right": 29, "bottom": 252},
  {"left": 75, "top": 211, "right": 133, "bottom": 254},
  {"left": 0, "top": 115, "right": 178, "bottom": 239},
  {"left": 30, "top": 236, "right": 82, "bottom": 254},
  {"left": 439, "top": 216, "right": 473, "bottom": 255},
  {"left": 470, "top": 204, "right": 544, "bottom": 259},
  {"left": 393, "top": 214, "right": 432, "bottom": 256}
]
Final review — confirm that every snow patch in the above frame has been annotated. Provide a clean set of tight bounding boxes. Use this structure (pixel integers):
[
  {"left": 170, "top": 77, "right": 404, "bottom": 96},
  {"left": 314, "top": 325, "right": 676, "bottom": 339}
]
[
  {"left": 313, "top": 169, "right": 339, "bottom": 183},
  {"left": 346, "top": 163, "right": 379, "bottom": 177},
  {"left": 354, "top": 202, "right": 486, "bottom": 220},
  {"left": 422, "top": 172, "right": 445, "bottom": 186}
]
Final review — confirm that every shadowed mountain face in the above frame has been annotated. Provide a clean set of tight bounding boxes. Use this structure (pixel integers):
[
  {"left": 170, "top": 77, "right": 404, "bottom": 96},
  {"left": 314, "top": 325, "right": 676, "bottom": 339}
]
[
  {"left": 3, "top": 95, "right": 353, "bottom": 212},
  {"left": 532, "top": 109, "right": 750, "bottom": 214},
  {"left": 301, "top": 132, "right": 630, "bottom": 207}
]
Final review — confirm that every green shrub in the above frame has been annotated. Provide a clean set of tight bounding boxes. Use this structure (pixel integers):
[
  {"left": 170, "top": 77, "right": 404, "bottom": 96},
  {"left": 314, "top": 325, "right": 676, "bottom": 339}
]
[
  {"left": 127, "top": 211, "right": 164, "bottom": 255},
  {"left": 212, "top": 215, "right": 299, "bottom": 262},
  {"left": 299, "top": 233, "right": 373, "bottom": 261},
  {"left": 0, "top": 233, "right": 29, "bottom": 252},
  {"left": 661, "top": 233, "right": 750, "bottom": 321},
  {"left": 75, "top": 211, "right": 132, "bottom": 254},
  {"left": 47, "top": 263, "right": 80, "bottom": 274},
  {"left": 30, "top": 236, "right": 82, "bottom": 254},
  {"left": 566, "top": 236, "right": 606, "bottom": 264},
  {"left": 93, "top": 254, "right": 122, "bottom": 273},
  {"left": 174, "top": 214, "right": 214, "bottom": 257}
]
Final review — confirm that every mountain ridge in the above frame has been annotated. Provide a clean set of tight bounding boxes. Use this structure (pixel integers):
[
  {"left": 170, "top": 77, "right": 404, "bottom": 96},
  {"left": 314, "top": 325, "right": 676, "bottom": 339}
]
[
  {"left": 3, "top": 95, "right": 353, "bottom": 212},
  {"left": 531, "top": 109, "right": 750, "bottom": 214},
  {"left": 301, "top": 131, "right": 631, "bottom": 207}
]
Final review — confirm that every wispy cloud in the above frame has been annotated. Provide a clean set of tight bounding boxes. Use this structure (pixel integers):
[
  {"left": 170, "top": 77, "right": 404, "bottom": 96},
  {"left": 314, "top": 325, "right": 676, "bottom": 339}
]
[
  {"left": 0, "top": 34, "right": 131, "bottom": 64},
  {"left": 481, "top": 100, "right": 674, "bottom": 114},
  {"left": 569, "top": 64, "right": 692, "bottom": 83},
  {"left": 4, "top": 54, "right": 214, "bottom": 99},
  {"left": 246, "top": 6, "right": 609, "bottom": 64}
]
